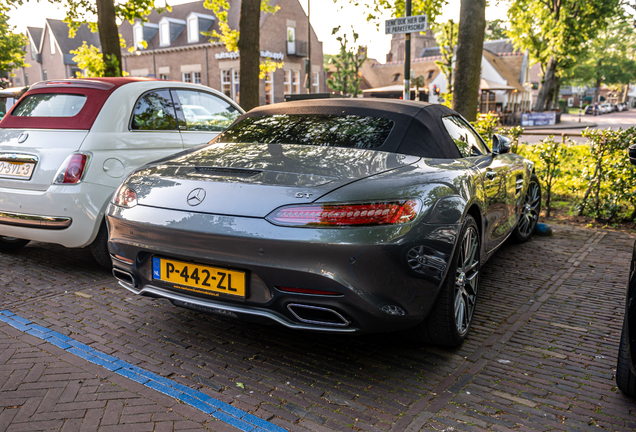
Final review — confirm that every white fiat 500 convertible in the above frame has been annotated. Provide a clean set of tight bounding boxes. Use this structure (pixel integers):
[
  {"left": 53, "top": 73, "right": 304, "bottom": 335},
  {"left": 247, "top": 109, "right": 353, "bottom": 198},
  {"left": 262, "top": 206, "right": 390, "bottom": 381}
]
[{"left": 0, "top": 78, "right": 242, "bottom": 267}]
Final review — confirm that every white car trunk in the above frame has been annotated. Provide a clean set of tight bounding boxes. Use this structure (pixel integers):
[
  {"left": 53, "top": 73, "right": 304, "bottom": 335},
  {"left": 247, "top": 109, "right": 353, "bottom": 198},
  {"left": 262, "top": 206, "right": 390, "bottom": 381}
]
[{"left": 0, "top": 129, "right": 88, "bottom": 191}]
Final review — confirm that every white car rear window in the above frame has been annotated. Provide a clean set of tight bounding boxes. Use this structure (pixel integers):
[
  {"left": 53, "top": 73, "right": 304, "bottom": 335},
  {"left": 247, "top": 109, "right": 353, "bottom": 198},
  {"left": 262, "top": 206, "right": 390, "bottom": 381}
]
[{"left": 12, "top": 94, "right": 87, "bottom": 117}]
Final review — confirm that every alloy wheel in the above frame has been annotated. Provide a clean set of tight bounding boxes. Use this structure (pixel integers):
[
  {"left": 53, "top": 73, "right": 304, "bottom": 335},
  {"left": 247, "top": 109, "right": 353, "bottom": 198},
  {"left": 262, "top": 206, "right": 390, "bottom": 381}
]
[
  {"left": 518, "top": 181, "right": 541, "bottom": 237},
  {"left": 454, "top": 226, "right": 479, "bottom": 336}
]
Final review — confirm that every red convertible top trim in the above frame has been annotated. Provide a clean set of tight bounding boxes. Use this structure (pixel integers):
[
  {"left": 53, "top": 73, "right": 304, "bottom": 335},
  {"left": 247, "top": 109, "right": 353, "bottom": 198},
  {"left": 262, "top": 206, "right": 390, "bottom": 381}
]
[{"left": 0, "top": 77, "right": 158, "bottom": 130}]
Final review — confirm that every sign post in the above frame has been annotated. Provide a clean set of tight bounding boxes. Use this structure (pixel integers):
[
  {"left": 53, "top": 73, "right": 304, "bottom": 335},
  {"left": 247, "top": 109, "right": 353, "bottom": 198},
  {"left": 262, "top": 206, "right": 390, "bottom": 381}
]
[{"left": 385, "top": 9, "right": 428, "bottom": 100}]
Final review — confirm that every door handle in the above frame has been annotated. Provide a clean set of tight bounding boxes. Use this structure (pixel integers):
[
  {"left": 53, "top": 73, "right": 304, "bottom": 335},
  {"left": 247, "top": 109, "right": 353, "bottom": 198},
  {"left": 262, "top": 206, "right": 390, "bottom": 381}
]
[{"left": 485, "top": 171, "right": 497, "bottom": 180}]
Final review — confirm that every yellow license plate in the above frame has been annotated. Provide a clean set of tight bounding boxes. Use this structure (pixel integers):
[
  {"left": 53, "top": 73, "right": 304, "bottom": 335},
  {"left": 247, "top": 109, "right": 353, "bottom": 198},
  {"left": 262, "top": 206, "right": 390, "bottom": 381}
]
[
  {"left": 0, "top": 161, "right": 35, "bottom": 179},
  {"left": 152, "top": 257, "right": 246, "bottom": 298}
]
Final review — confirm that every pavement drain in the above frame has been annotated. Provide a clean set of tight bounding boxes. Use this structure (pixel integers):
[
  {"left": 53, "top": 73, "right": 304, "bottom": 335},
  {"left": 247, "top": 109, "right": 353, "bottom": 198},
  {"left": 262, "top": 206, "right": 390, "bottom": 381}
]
[{"left": 0, "top": 309, "right": 285, "bottom": 432}]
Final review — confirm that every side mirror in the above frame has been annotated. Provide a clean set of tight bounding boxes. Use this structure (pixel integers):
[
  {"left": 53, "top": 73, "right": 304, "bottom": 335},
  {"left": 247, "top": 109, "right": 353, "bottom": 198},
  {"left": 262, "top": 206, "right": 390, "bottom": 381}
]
[
  {"left": 629, "top": 144, "right": 636, "bottom": 166},
  {"left": 492, "top": 134, "right": 511, "bottom": 155}
]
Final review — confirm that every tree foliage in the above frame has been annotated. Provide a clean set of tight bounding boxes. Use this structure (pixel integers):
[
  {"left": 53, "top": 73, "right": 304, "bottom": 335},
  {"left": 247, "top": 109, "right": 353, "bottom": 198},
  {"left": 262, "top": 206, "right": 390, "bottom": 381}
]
[
  {"left": 0, "top": 0, "right": 168, "bottom": 77},
  {"left": 563, "top": 14, "right": 636, "bottom": 101},
  {"left": 326, "top": 27, "right": 367, "bottom": 97},
  {"left": 508, "top": 0, "right": 620, "bottom": 112},
  {"left": 0, "top": 6, "right": 28, "bottom": 75},
  {"left": 484, "top": 19, "right": 508, "bottom": 41}
]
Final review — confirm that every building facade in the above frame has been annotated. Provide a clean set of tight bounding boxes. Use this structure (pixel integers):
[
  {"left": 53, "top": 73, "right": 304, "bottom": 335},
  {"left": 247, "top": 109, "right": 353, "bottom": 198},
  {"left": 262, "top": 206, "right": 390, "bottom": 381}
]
[
  {"left": 119, "top": 0, "right": 324, "bottom": 107},
  {"left": 11, "top": 20, "right": 100, "bottom": 86}
]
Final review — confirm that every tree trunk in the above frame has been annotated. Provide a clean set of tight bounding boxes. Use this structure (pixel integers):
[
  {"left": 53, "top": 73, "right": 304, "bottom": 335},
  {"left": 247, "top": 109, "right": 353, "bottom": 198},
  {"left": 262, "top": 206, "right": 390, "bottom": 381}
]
[
  {"left": 238, "top": 0, "right": 261, "bottom": 111},
  {"left": 534, "top": 56, "right": 558, "bottom": 112},
  {"left": 96, "top": 0, "right": 122, "bottom": 77},
  {"left": 594, "top": 76, "right": 602, "bottom": 103},
  {"left": 452, "top": 0, "right": 486, "bottom": 121}
]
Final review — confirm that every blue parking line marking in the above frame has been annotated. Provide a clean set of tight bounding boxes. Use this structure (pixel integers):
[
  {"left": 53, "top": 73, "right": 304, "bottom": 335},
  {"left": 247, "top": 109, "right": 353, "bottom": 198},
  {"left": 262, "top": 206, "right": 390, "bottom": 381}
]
[{"left": 0, "top": 310, "right": 287, "bottom": 432}]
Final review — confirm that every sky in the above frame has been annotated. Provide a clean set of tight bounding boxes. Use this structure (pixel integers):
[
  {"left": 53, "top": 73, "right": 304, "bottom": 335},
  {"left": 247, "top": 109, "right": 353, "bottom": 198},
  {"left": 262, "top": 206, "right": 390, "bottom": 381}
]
[{"left": 6, "top": 0, "right": 510, "bottom": 62}]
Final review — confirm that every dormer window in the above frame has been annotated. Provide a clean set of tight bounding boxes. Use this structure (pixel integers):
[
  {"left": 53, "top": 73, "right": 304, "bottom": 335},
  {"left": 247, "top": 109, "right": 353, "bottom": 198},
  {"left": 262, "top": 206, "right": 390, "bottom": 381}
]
[
  {"left": 158, "top": 17, "right": 186, "bottom": 47},
  {"left": 188, "top": 17, "right": 198, "bottom": 43},
  {"left": 186, "top": 13, "right": 215, "bottom": 44},
  {"left": 160, "top": 21, "right": 170, "bottom": 46},
  {"left": 134, "top": 24, "right": 144, "bottom": 49}
]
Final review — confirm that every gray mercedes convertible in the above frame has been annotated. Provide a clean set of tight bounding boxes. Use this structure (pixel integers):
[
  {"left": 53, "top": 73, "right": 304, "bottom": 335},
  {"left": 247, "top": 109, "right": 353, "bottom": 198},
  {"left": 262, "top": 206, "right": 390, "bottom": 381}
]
[{"left": 106, "top": 99, "right": 540, "bottom": 347}]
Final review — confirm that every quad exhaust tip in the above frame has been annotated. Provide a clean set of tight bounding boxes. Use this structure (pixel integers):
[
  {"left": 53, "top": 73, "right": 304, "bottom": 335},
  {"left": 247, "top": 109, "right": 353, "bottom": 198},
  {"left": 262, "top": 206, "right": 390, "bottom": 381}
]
[
  {"left": 112, "top": 268, "right": 138, "bottom": 288},
  {"left": 287, "top": 303, "right": 351, "bottom": 327}
]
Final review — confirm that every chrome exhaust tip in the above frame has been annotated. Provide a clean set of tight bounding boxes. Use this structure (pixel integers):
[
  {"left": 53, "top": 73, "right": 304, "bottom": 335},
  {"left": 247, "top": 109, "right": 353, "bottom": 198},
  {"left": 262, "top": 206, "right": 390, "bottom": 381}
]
[
  {"left": 286, "top": 303, "right": 351, "bottom": 327},
  {"left": 112, "top": 268, "right": 138, "bottom": 288}
]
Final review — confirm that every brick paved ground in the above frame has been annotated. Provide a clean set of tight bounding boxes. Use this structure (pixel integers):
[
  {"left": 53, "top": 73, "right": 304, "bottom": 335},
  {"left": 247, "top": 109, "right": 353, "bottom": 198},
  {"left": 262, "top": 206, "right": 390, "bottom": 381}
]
[{"left": 0, "top": 224, "right": 634, "bottom": 431}]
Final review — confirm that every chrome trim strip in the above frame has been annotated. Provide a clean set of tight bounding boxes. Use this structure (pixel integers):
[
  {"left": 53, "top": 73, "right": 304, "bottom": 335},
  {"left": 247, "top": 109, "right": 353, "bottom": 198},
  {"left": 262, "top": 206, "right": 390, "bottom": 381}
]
[
  {"left": 120, "top": 283, "right": 358, "bottom": 333},
  {"left": 0, "top": 153, "right": 39, "bottom": 163},
  {"left": 287, "top": 303, "right": 351, "bottom": 327},
  {"left": 0, "top": 211, "right": 71, "bottom": 229}
]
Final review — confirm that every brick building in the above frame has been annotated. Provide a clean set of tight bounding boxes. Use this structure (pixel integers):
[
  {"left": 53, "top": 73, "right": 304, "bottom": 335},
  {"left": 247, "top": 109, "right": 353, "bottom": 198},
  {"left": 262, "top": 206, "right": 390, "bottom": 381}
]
[
  {"left": 119, "top": 0, "right": 324, "bottom": 106},
  {"left": 11, "top": 20, "right": 99, "bottom": 86}
]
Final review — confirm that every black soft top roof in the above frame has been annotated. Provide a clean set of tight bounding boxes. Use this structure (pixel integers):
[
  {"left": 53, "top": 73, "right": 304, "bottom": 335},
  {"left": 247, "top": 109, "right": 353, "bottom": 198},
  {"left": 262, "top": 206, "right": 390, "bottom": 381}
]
[{"left": 236, "top": 99, "right": 463, "bottom": 159}]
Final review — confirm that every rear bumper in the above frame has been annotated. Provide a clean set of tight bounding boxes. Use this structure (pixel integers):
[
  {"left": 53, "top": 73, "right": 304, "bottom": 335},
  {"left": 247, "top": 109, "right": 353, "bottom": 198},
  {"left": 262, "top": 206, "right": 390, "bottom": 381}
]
[
  {"left": 0, "top": 182, "right": 114, "bottom": 247},
  {"left": 107, "top": 204, "right": 460, "bottom": 334},
  {"left": 0, "top": 210, "right": 71, "bottom": 229}
]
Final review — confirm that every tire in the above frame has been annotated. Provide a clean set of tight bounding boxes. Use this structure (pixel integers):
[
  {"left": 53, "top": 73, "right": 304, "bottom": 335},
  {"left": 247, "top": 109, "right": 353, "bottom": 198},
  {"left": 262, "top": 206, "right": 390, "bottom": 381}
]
[
  {"left": 410, "top": 215, "right": 480, "bottom": 347},
  {"left": 89, "top": 221, "right": 112, "bottom": 269},
  {"left": 0, "top": 236, "right": 30, "bottom": 252},
  {"left": 617, "top": 320, "right": 636, "bottom": 397},
  {"left": 511, "top": 174, "right": 541, "bottom": 243}
]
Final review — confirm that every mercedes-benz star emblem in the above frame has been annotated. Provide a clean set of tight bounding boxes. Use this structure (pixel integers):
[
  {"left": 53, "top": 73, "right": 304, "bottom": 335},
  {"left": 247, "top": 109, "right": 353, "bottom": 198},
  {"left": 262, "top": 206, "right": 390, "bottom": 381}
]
[
  {"left": 17, "top": 133, "right": 28, "bottom": 143},
  {"left": 187, "top": 188, "right": 206, "bottom": 206}
]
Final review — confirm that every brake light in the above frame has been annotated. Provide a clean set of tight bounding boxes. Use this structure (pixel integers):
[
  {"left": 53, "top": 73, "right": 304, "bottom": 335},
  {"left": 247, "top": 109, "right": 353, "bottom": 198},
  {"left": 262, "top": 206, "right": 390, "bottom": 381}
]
[
  {"left": 53, "top": 153, "right": 89, "bottom": 184},
  {"left": 113, "top": 185, "right": 138, "bottom": 208},
  {"left": 266, "top": 200, "right": 420, "bottom": 227}
]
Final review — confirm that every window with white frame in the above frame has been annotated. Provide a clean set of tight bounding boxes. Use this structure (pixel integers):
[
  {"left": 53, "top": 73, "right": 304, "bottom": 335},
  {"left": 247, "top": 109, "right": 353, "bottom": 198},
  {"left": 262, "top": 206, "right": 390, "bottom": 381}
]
[
  {"left": 283, "top": 70, "right": 291, "bottom": 94},
  {"left": 292, "top": 70, "right": 300, "bottom": 94},
  {"left": 134, "top": 25, "right": 144, "bottom": 49},
  {"left": 182, "top": 72, "right": 192, "bottom": 83},
  {"left": 160, "top": 22, "right": 170, "bottom": 46},
  {"left": 312, "top": 72, "right": 319, "bottom": 93},
  {"left": 232, "top": 69, "right": 240, "bottom": 103},
  {"left": 221, "top": 70, "right": 232, "bottom": 99},
  {"left": 221, "top": 69, "right": 240, "bottom": 103},
  {"left": 194, "top": 72, "right": 201, "bottom": 84},
  {"left": 160, "top": 74, "right": 169, "bottom": 80},
  {"left": 187, "top": 17, "right": 199, "bottom": 43},
  {"left": 264, "top": 71, "right": 274, "bottom": 104}
]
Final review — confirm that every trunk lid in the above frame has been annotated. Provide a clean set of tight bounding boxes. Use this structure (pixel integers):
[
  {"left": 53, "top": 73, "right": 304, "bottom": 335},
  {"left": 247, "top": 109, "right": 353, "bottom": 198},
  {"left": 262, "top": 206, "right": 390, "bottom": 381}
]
[
  {"left": 131, "top": 143, "right": 420, "bottom": 217},
  {"left": 0, "top": 129, "right": 89, "bottom": 191}
]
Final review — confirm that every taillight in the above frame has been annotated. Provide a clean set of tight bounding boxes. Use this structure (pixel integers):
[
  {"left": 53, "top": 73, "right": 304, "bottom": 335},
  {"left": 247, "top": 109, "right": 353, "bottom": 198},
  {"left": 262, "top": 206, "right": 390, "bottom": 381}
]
[
  {"left": 266, "top": 200, "right": 421, "bottom": 227},
  {"left": 113, "top": 185, "right": 138, "bottom": 208},
  {"left": 53, "top": 153, "right": 89, "bottom": 184}
]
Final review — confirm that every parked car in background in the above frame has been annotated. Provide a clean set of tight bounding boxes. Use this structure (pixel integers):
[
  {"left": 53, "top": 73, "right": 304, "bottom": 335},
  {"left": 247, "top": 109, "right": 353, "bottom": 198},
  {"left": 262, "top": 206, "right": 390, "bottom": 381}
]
[
  {"left": 0, "top": 86, "right": 29, "bottom": 120},
  {"left": 618, "top": 102, "right": 629, "bottom": 112},
  {"left": 107, "top": 99, "right": 540, "bottom": 347},
  {"left": 618, "top": 143, "right": 636, "bottom": 397},
  {"left": 0, "top": 78, "right": 242, "bottom": 267}
]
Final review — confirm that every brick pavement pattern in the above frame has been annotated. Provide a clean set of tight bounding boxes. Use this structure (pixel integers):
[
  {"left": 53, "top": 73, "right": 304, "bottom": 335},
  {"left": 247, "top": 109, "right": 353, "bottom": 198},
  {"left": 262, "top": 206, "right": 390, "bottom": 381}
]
[{"left": 0, "top": 224, "right": 634, "bottom": 431}]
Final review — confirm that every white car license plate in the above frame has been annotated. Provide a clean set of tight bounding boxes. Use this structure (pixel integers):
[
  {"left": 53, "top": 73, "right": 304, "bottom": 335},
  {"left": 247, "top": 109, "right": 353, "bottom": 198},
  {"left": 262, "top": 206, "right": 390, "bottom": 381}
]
[{"left": 0, "top": 161, "right": 35, "bottom": 180}]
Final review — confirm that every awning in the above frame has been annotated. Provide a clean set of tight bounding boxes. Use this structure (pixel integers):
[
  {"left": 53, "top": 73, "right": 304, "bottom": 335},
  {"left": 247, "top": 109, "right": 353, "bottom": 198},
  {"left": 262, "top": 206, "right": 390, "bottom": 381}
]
[{"left": 480, "top": 78, "right": 516, "bottom": 91}]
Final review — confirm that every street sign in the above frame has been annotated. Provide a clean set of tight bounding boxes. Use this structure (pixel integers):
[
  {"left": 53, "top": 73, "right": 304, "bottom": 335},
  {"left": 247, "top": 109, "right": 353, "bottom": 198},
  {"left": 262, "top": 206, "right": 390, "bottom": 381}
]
[{"left": 385, "top": 15, "right": 428, "bottom": 35}]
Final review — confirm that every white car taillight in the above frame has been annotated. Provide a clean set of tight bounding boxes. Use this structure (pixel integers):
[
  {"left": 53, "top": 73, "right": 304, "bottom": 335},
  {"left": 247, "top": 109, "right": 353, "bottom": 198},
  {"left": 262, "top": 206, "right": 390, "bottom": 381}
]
[
  {"left": 113, "top": 185, "right": 138, "bottom": 208},
  {"left": 53, "top": 153, "right": 90, "bottom": 184}
]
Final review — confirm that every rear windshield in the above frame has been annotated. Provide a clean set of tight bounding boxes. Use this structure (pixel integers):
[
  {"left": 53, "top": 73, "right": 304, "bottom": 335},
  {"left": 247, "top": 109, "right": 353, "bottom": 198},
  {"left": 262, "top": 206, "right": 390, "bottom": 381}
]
[
  {"left": 216, "top": 114, "right": 394, "bottom": 149},
  {"left": 12, "top": 94, "right": 87, "bottom": 117}
]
